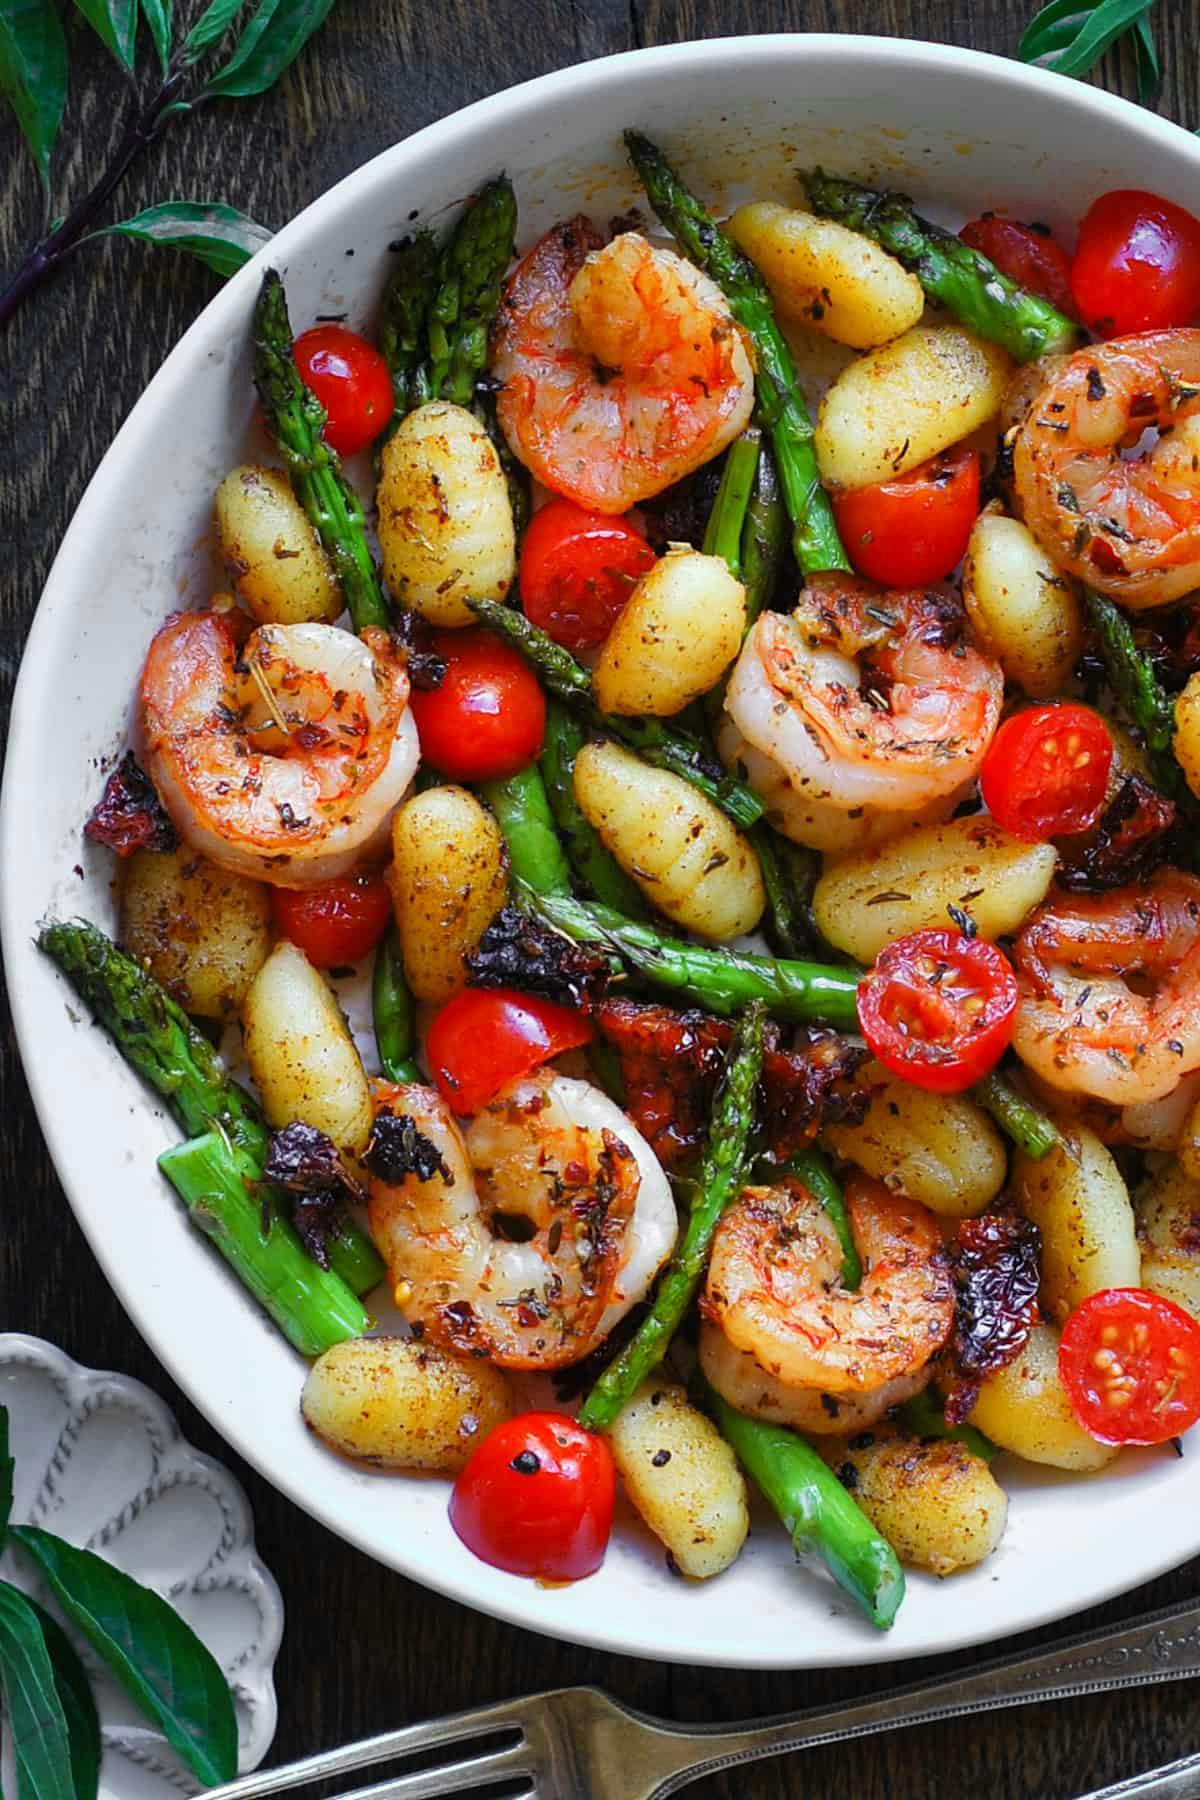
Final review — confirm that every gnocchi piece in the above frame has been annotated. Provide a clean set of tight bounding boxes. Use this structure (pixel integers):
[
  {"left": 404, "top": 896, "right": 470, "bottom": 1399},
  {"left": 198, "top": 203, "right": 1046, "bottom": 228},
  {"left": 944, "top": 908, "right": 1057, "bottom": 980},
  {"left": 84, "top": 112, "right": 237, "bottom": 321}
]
[
  {"left": 816, "top": 324, "right": 1013, "bottom": 490},
  {"left": 214, "top": 465, "right": 342, "bottom": 626},
  {"left": 729, "top": 201, "right": 925, "bottom": 350},
  {"left": 119, "top": 845, "right": 271, "bottom": 1019},
  {"left": 1135, "top": 1157, "right": 1200, "bottom": 1322},
  {"left": 242, "top": 939, "right": 372, "bottom": 1153},
  {"left": 967, "top": 1323, "right": 1119, "bottom": 1471},
  {"left": 377, "top": 401, "right": 515, "bottom": 626},
  {"left": 609, "top": 1378, "right": 749, "bottom": 1579},
  {"left": 592, "top": 549, "right": 745, "bottom": 718},
  {"left": 573, "top": 741, "right": 764, "bottom": 941},
  {"left": 1012, "top": 1121, "right": 1139, "bottom": 1323},
  {"left": 811, "top": 813, "right": 1057, "bottom": 963},
  {"left": 302, "top": 1335, "right": 513, "bottom": 1472},
  {"left": 825, "top": 1062, "right": 1006, "bottom": 1219},
  {"left": 821, "top": 1431, "right": 1007, "bottom": 1576},
  {"left": 962, "top": 503, "right": 1085, "bottom": 699},
  {"left": 387, "top": 786, "right": 507, "bottom": 1003},
  {"left": 1175, "top": 673, "right": 1200, "bottom": 802}
]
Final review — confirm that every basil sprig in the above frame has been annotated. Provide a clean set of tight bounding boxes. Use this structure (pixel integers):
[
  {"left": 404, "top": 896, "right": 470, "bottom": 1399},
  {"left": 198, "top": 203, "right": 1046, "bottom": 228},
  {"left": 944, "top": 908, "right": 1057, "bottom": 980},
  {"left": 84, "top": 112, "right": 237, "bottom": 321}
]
[
  {"left": 0, "top": 1, "right": 344, "bottom": 329},
  {"left": 0, "top": 1405, "right": 238, "bottom": 1796},
  {"left": 1017, "top": 0, "right": 1161, "bottom": 104}
]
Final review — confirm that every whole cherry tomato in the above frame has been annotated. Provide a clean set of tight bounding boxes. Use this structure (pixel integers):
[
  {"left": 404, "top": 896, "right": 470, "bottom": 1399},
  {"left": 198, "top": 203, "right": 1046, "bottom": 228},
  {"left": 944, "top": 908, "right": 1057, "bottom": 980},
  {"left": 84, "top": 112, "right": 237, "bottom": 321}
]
[
  {"left": 425, "top": 987, "right": 593, "bottom": 1115},
  {"left": 980, "top": 703, "right": 1113, "bottom": 842},
  {"left": 832, "top": 447, "right": 980, "bottom": 586},
  {"left": 857, "top": 928, "right": 1018, "bottom": 1094},
  {"left": 408, "top": 628, "right": 546, "bottom": 782},
  {"left": 270, "top": 872, "right": 392, "bottom": 968},
  {"left": 292, "top": 325, "right": 393, "bottom": 456},
  {"left": 959, "top": 215, "right": 1076, "bottom": 316},
  {"left": 519, "top": 498, "right": 657, "bottom": 651},
  {"left": 1070, "top": 189, "right": 1200, "bottom": 336},
  {"left": 450, "top": 1412, "right": 615, "bottom": 1580},
  {"left": 1059, "top": 1287, "right": 1200, "bottom": 1445}
]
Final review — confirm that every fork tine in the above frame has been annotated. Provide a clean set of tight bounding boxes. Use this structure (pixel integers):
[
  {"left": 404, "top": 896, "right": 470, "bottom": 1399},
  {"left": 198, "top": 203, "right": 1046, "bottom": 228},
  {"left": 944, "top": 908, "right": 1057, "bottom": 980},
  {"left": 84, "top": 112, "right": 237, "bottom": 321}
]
[
  {"left": 325, "top": 1742, "right": 534, "bottom": 1800},
  {"left": 204, "top": 1700, "right": 529, "bottom": 1800}
]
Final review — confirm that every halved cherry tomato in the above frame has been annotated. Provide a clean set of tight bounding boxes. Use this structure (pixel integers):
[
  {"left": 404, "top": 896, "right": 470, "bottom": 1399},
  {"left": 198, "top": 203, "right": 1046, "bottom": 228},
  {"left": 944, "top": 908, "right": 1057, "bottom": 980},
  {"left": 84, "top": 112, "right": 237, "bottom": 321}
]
[
  {"left": 408, "top": 628, "right": 546, "bottom": 782},
  {"left": 292, "top": 325, "right": 393, "bottom": 456},
  {"left": 270, "top": 872, "right": 392, "bottom": 968},
  {"left": 519, "top": 497, "right": 657, "bottom": 651},
  {"left": 857, "top": 928, "right": 1018, "bottom": 1094},
  {"left": 831, "top": 447, "right": 980, "bottom": 586},
  {"left": 425, "top": 986, "right": 593, "bottom": 1115},
  {"left": 1071, "top": 189, "right": 1200, "bottom": 337},
  {"left": 959, "top": 215, "right": 1075, "bottom": 316},
  {"left": 1059, "top": 1287, "right": 1200, "bottom": 1446},
  {"left": 980, "top": 703, "right": 1112, "bottom": 842},
  {"left": 449, "top": 1412, "right": 615, "bottom": 1580}
]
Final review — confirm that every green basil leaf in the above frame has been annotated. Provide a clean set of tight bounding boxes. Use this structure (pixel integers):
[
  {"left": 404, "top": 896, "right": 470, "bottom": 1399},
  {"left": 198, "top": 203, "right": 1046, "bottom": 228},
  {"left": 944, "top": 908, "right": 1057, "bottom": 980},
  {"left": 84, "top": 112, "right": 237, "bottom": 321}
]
[
  {"left": 0, "top": 0, "right": 68, "bottom": 192},
  {"left": 25, "top": 1598, "right": 102, "bottom": 1800},
  {"left": 0, "top": 1407, "right": 13, "bottom": 1552},
  {"left": 1132, "top": 10, "right": 1160, "bottom": 102},
  {"left": 1017, "top": 0, "right": 1157, "bottom": 79},
  {"left": 73, "top": 0, "right": 139, "bottom": 71},
  {"left": 140, "top": 0, "right": 173, "bottom": 68},
  {"left": 95, "top": 200, "right": 273, "bottom": 275},
  {"left": 180, "top": 0, "right": 246, "bottom": 64},
  {"left": 203, "top": 0, "right": 337, "bottom": 100},
  {"left": 11, "top": 1525, "right": 238, "bottom": 1787},
  {"left": 0, "top": 1582, "right": 76, "bottom": 1800}
]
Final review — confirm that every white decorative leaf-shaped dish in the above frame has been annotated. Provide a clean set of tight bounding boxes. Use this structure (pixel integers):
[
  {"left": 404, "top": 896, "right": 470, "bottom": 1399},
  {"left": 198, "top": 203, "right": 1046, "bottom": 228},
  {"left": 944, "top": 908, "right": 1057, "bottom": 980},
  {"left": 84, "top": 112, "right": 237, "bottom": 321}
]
[{"left": 0, "top": 1334, "right": 282, "bottom": 1798}]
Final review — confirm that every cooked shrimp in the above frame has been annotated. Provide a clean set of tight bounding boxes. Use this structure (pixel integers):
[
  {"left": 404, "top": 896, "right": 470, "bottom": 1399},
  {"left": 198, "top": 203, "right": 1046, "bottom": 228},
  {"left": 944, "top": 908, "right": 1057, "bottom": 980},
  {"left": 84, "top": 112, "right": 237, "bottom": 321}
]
[
  {"left": 492, "top": 220, "right": 755, "bottom": 513},
  {"left": 1012, "top": 870, "right": 1200, "bottom": 1105},
  {"left": 703, "top": 1173, "right": 955, "bottom": 1395},
  {"left": 367, "top": 1072, "right": 677, "bottom": 1370},
  {"left": 718, "top": 574, "right": 1002, "bottom": 852},
  {"left": 698, "top": 1321, "right": 932, "bottom": 1435},
  {"left": 1011, "top": 330, "right": 1200, "bottom": 609},
  {"left": 140, "top": 610, "right": 418, "bottom": 887}
]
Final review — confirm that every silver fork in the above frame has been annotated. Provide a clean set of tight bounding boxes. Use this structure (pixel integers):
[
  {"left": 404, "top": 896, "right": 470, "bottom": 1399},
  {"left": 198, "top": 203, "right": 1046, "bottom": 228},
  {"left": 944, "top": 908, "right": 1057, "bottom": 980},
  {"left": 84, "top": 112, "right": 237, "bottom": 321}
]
[{"left": 208, "top": 1592, "right": 1200, "bottom": 1800}]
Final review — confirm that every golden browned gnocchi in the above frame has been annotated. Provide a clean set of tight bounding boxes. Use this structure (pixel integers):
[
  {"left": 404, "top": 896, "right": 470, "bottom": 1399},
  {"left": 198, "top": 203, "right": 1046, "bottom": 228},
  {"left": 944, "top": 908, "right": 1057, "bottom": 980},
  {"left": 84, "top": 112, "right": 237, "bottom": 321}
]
[
  {"left": 120, "top": 844, "right": 271, "bottom": 1019},
  {"left": 962, "top": 503, "right": 1084, "bottom": 699},
  {"left": 215, "top": 465, "right": 342, "bottom": 625},
  {"left": 592, "top": 550, "right": 745, "bottom": 717},
  {"left": 387, "top": 786, "right": 507, "bottom": 1004},
  {"left": 1012, "top": 1122, "right": 1139, "bottom": 1323},
  {"left": 242, "top": 939, "right": 372, "bottom": 1153},
  {"left": 820, "top": 1431, "right": 1007, "bottom": 1576},
  {"left": 609, "top": 1379, "right": 749, "bottom": 1579},
  {"left": 302, "top": 1336, "right": 513, "bottom": 1471},
  {"left": 824, "top": 1063, "right": 1006, "bottom": 1218},
  {"left": 729, "top": 201, "right": 925, "bottom": 349},
  {"left": 968, "top": 1324, "right": 1119, "bottom": 1472}
]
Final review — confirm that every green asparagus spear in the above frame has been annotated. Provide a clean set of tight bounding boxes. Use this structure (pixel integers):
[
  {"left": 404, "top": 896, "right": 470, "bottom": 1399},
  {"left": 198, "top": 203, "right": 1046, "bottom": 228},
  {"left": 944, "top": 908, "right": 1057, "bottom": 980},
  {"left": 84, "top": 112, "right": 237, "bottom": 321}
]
[
  {"left": 412, "top": 177, "right": 517, "bottom": 409},
  {"left": 378, "top": 230, "right": 438, "bottom": 427},
  {"left": 789, "top": 1146, "right": 860, "bottom": 1289},
  {"left": 372, "top": 924, "right": 420, "bottom": 1084},
  {"left": 253, "top": 270, "right": 392, "bottom": 633},
  {"left": 517, "top": 882, "right": 862, "bottom": 1026},
  {"left": 160, "top": 1133, "right": 367, "bottom": 1357},
  {"left": 38, "top": 920, "right": 385, "bottom": 1301},
  {"left": 702, "top": 430, "right": 761, "bottom": 574},
  {"left": 740, "top": 438, "right": 788, "bottom": 627},
  {"left": 803, "top": 170, "right": 1080, "bottom": 363},
  {"left": 468, "top": 598, "right": 764, "bottom": 828},
  {"left": 624, "top": 131, "right": 849, "bottom": 577},
  {"left": 702, "top": 1377, "right": 905, "bottom": 1630},
  {"left": 1084, "top": 587, "right": 1187, "bottom": 799},
  {"left": 751, "top": 823, "right": 820, "bottom": 960},
  {"left": 579, "top": 1002, "right": 766, "bottom": 1431},
  {"left": 540, "top": 703, "right": 648, "bottom": 914},
  {"left": 896, "top": 1390, "right": 998, "bottom": 1464},
  {"left": 972, "top": 1068, "right": 1061, "bottom": 1160},
  {"left": 478, "top": 763, "right": 572, "bottom": 897}
]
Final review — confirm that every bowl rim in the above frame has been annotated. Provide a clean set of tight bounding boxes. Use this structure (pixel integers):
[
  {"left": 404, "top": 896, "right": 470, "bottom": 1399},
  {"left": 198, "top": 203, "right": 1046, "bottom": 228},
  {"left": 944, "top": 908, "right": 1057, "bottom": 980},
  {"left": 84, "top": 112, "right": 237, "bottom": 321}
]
[{"left": 10, "top": 32, "right": 1200, "bottom": 1669}]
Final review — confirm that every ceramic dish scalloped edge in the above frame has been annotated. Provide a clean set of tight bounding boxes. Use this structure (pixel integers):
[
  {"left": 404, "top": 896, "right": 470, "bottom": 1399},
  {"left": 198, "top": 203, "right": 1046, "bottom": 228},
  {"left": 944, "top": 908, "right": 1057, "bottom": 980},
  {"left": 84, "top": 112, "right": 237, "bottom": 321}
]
[
  {"left": 0, "top": 1334, "right": 282, "bottom": 1795},
  {"left": 7, "top": 35, "right": 1200, "bottom": 1670}
]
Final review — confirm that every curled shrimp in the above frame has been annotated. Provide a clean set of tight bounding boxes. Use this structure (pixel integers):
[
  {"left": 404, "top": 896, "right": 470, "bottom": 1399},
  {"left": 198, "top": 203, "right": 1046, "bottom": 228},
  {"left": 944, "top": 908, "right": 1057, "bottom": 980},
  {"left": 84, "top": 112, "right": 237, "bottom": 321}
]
[
  {"left": 718, "top": 574, "right": 1002, "bottom": 852},
  {"left": 1011, "top": 329, "right": 1200, "bottom": 609},
  {"left": 140, "top": 610, "right": 418, "bottom": 887},
  {"left": 703, "top": 1173, "right": 955, "bottom": 1396},
  {"left": 366, "top": 1072, "right": 677, "bottom": 1370},
  {"left": 1012, "top": 870, "right": 1200, "bottom": 1106},
  {"left": 492, "top": 220, "right": 755, "bottom": 513},
  {"left": 698, "top": 1321, "right": 933, "bottom": 1436}
]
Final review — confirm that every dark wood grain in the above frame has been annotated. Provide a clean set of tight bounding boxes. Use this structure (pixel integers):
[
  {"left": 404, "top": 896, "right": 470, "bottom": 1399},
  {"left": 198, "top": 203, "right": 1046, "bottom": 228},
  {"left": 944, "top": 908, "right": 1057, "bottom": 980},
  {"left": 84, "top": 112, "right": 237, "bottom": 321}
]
[{"left": 2, "top": 6, "right": 1199, "bottom": 1796}]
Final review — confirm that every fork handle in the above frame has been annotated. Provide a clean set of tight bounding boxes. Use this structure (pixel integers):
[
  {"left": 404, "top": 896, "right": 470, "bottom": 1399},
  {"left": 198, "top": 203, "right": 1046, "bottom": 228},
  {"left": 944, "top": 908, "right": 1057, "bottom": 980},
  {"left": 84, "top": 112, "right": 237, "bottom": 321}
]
[{"left": 634, "top": 1596, "right": 1200, "bottom": 1798}]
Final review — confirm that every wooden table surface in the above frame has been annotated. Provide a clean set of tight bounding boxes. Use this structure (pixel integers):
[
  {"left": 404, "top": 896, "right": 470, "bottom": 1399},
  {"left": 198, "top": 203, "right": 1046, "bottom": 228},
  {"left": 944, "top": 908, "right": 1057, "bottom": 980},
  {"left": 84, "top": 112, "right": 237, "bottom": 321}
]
[{"left": 4, "top": 4, "right": 1200, "bottom": 1796}]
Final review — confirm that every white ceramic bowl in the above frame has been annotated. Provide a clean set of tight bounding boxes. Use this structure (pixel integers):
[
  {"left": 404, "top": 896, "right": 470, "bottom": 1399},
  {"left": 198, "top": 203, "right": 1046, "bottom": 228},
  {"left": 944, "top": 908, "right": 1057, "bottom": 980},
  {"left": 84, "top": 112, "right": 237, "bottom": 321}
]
[{"left": 7, "top": 35, "right": 1200, "bottom": 1670}]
